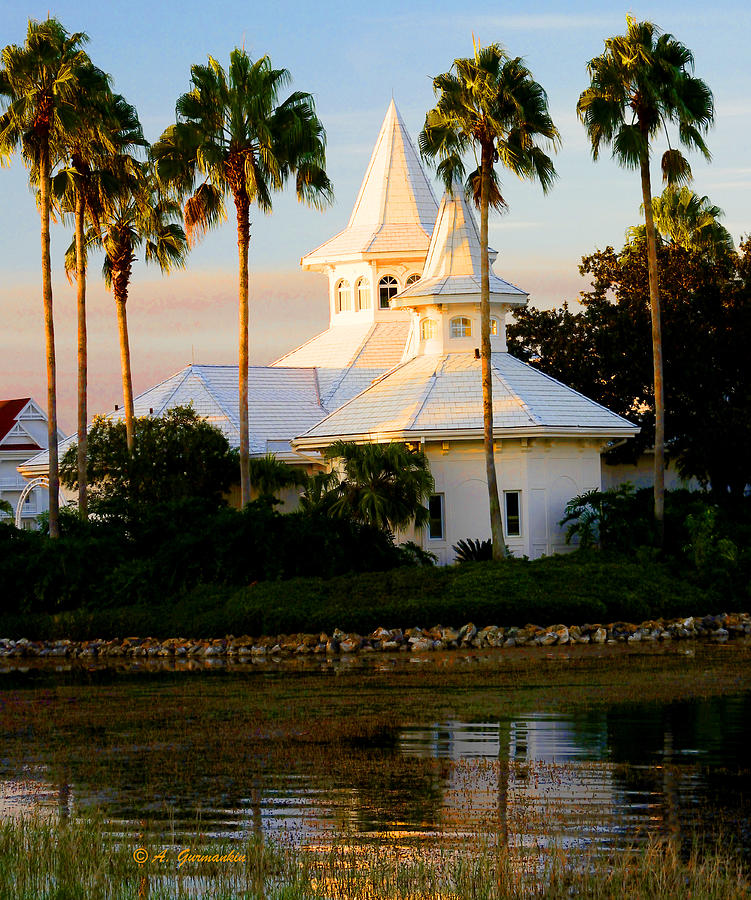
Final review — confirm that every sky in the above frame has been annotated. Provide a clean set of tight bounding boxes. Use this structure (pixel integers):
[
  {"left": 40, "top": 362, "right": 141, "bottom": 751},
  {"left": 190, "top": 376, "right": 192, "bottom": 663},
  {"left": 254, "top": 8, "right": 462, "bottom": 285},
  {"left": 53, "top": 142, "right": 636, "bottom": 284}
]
[{"left": 1, "top": 0, "right": 749, "bottom": 432}]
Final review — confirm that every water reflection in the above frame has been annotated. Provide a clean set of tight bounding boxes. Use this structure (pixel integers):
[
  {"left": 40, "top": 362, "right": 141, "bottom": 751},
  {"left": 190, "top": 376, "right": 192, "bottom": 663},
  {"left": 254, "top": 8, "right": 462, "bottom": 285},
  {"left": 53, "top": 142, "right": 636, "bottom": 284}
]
[{"left": 0, "top": 658, "right": 749, "bottom": 862}]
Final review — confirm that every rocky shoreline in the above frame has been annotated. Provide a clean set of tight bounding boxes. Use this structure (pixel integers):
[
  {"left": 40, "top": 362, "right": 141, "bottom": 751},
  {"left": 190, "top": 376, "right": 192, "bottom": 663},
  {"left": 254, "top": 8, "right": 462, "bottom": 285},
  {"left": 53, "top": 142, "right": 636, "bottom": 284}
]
[{"left": 0, "top": 612, "right": 749, "bottom": 660}]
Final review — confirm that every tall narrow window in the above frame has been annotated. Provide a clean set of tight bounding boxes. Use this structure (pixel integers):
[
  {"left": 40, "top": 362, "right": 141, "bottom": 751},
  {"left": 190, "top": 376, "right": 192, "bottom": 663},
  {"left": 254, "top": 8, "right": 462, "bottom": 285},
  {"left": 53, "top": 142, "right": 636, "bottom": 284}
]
[
  {"left": 428, "top": 494, "right": 445, "bottom": 540},
  {"left": 504, "top": 491, "right": 521, "bottom": 537},
  {"left": 420, "top": 318, "right": 436, "bottom": 340},
  {"left": 490, "top": 317, "right": 499, "bottom": 336},
  {"left": 356, "top": 278, "right": 371, "bottom": 310},
  {"left": 336, "top": 280, "right": 351, "bottom": 312},
  {"left": 450, "top": 316, "right": 472, "bottom": 338},
  {"left": 405, "top": 274, "right": 421, "bottom": 287},
  {"left": 379, "top": 275, "right": 398, "bottom": 309}
]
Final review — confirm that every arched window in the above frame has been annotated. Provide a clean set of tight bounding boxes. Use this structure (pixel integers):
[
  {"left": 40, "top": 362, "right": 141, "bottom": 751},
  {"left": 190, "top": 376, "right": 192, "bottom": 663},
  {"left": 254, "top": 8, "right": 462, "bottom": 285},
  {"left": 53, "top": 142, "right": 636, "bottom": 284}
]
[
  {"left": 378, "top": 275, "right": 398, "bottom": 309},
  {"left": 420, "top": 318, "right": 436, "bottom": 340},
  {"left": 490, "top": 316, "right": 500, "bottom": 336},
  {"left": 406, "top": 274, "right": 421, "bottom": 287},
  {"left": 450, "top": 316, "right": 472, "bottom": 338},
  {"left": 356, "top": 278, "right": 371, "bottom": 310},
  {"left": 336, "top": 280, "right": 351, "bottom": 312}
]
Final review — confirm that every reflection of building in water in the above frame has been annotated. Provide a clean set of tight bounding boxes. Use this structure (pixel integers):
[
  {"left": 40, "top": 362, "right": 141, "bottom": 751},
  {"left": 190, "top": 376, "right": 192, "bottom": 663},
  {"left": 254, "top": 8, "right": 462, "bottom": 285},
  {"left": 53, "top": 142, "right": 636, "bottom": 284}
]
[
  {"left": 0, "top": 770, "right": 71, "bottom": 819},
  {"left": 398, "top": 716, "right": 620, "bottom": 847}
]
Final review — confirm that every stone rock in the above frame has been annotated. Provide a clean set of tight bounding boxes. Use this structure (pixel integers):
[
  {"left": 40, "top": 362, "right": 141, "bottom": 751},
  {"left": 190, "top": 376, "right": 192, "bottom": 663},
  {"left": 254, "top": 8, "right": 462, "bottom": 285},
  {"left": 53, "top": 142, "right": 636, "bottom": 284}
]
[
  {"left": 410, "top": 638, "right": 434, "bottom": 652},
  {"left": 458, "top": 623, "right": 477, "bottom": 645},
  {"left": 592, "top": 627, "right": 607, "bottom": 644}
]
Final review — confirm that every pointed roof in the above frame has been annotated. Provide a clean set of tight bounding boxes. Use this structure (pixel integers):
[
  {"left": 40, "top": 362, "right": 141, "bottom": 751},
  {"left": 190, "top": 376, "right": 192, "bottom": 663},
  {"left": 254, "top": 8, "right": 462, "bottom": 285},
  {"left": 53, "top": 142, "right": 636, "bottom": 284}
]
[
  {"left": 293, "top": 353, "right": 639, "bottom": 448},
  {"left": 301, "top": 101, "right": 438, "bottom": 265},
  {"left": 0, "top": 399, "right": 30, "bottom": 443},
  {"left": 393, "top": 186, "right": 527, "bottom": 305}
]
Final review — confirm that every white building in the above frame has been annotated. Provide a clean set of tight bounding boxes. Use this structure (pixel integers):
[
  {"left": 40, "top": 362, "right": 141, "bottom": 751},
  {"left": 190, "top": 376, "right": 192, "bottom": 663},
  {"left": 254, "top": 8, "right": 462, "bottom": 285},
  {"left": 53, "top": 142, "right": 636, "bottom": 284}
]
[
  {"left": 22, "top": 102, "right": 638, "bottom": 559},
  {"left": 0, "top": 398, "right": 59, "bottom": 529}
]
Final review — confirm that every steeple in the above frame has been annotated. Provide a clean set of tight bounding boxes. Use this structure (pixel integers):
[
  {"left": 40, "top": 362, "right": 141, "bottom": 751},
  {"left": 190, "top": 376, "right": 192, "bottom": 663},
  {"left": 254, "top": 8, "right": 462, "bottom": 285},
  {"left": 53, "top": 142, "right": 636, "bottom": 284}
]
[
  {"left": 301, "top": 101, "right": 438, "bottom": 267},
  {"left": 393, "top": 185, "right": 527, "bottom": 306}
]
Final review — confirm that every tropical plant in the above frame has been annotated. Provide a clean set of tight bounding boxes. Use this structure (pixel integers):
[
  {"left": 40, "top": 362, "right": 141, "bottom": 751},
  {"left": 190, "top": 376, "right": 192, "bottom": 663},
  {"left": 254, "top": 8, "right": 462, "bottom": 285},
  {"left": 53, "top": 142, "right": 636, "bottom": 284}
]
[
  {"left": 577, "top": 16, "right": 715, "bottom": 541},
  {"left": 0, "top": 18, "right": 95, "bottom": 537},
  {"left": 56, "top": 90, "right": 146, "bottom": 515},
  {"left": 152, "top": 50, "right": 332, "bottom": 507},
  {"left": 77, "top": 162, "right": 187, "bottom": 452},
  {"left": 420, "top": 41, "right": 559, "bottom": 560},
  {"left": 0, "top": 499, "right": 13, "bottom": 520},
  {"left": 322, "top": 441, "right": 434, "bottom": 533},
  {"left": 452, "top": 537, "right": 493, "bottom": 563},
  {"left": 248, "top": 453, "right": 307, "bottom": 501},
  {"left": 628, "top": 185, "right": 734, "bottom": 260}
]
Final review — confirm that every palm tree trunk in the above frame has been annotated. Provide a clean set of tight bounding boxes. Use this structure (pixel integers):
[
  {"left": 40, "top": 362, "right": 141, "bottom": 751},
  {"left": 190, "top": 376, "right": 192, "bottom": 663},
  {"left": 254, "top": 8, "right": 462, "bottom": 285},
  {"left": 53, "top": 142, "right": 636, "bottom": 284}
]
[
  {"left": 235, "top": 192, "right": 251, "bottom": 507},
  {"left": 75, "top": 191, "right": 88, "bottom": 519},
  {"left": 39, "top": 142, "right": 60, "bottom": 539},
  {"left": 115, "top": 287, "right": 135, "bottom": 454},
  {"left": 480, "top": 144, "right": 504, "bottom": 560},
  {"left": 640, "top": 155, "right": 665, "bottom": 544}
]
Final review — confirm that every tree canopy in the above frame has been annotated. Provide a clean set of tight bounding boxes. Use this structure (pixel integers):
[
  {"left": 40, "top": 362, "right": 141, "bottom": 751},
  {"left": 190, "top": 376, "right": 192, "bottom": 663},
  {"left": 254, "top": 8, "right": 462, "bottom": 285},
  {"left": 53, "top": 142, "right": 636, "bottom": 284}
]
[
  {"left": 508, "top": 237, "right": 751, "bottom": 498},
  {"left": 60, "top": 405, "right": 238, "bottom": 517}
]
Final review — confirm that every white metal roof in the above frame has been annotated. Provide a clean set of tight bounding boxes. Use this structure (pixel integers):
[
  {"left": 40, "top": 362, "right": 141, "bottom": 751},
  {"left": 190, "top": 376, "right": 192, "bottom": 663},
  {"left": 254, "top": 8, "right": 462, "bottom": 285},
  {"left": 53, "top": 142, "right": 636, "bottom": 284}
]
[
  {"left": 22, "top": 365, "right": 328, "bottom": 472},
  {"left": 293, "top": 352, "right": 639, "bottom": 447},
  {"left": 394, "top": 186, "right": 527, "bottom": 305},
  {"left": 271, "top": 320, "right": 411, "bottom": 410},
  {"left": 301, "top": 101, "right": 438, "bottom": 265}
]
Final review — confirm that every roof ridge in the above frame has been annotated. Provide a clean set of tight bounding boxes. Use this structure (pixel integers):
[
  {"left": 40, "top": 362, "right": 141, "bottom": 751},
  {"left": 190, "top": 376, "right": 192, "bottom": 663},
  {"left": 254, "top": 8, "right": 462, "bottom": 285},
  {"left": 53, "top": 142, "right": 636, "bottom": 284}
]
[
  {"left": 406, "top": 358, "right": 442, "bottom": 430},
  {"left": 320, "top": 323, "right": 379, "bottom": 405},
  {"left": 193, "top": 368, "right": 241, "bottom": 434},
  {"left": 490, "top": 358, "right": 541, "bottom": 425}
]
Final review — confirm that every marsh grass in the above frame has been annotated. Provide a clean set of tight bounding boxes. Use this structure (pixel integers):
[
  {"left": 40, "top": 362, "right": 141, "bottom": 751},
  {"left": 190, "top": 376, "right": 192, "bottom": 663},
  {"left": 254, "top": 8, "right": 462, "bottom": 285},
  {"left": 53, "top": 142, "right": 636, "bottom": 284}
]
[{"left": 0, "top": 814, "right": 747, "bottom": 899}]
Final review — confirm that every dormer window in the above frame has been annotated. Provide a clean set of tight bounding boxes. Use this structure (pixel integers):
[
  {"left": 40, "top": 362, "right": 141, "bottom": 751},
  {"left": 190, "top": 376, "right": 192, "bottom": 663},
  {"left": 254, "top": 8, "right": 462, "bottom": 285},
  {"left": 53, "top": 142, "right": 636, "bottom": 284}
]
[
  {"left": 450, "top": 316, "right": 472, "bottom": 338},
  {"left": 490, "top": 316, "right": 500, "bottom": 336},
  {"left": 336, "top": 280, "right": 352, "bottom": 312},
  {"left": 406, "top": 274, "right": 421, "bottom": 287},
  {"left": 420, "top": 318, "right": 437, "bottom": 340},
  {"left": 356, "top": 278, "right": 371, "bottom": 310},
  {"left": 379, "top": 275, "right": 398, "bottom": 309}
]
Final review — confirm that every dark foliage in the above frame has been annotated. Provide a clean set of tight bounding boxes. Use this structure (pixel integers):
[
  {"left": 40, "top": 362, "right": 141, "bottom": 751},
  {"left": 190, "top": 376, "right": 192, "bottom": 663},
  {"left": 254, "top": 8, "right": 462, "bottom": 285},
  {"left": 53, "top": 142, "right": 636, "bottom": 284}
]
[
  {"left": 508, "top": 238, "right": 751, "bottom": 498},
  {"left": 60, "top": 406, "right": 239, "bottom": 517},
  {"left": 0, "top": 499, "right": 409, "bottom": 619},
  {"left": 453, "top": 537, "right": 493, "bottom": 563}
]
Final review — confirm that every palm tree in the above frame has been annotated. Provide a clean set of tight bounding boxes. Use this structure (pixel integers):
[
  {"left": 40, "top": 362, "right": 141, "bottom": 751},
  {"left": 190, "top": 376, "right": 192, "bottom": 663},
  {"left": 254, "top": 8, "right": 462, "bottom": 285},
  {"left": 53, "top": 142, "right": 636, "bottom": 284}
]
[
  {"left": 248, "top": 453, "right": 307, "bottom": 501},
  {"left": 420, "top": 42, "right": 559, "bottom": 560},
  {"left": 650, "top": 186, "right": 733, "bottom": 259},
  {"left": 82, "top": 163, "right": 188, "bottom": 452},
  {"left": 152, "top": 50, "right": 332, "bottom": 507},
  {"left": 577, "top": 17, "right": 714, "bottom": 541},
  {"left": 56, "top": 89, "right": 144, "bottom": 517},
  {"left": 323, "top": 441, "right": 434, "bottom": 534},
  {"left": 0, "top": 18, "right": 93, "bottom": 538}
]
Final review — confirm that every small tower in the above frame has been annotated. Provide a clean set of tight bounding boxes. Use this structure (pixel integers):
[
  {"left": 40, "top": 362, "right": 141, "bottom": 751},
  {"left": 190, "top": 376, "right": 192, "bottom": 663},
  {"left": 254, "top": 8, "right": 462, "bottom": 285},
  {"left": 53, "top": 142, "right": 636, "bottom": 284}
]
[
  {"left": 393, "top": 185, "right": 528, "bottom": 357},
  {"left": 301, "top": 101, "right": 438, "bottom": 325}
]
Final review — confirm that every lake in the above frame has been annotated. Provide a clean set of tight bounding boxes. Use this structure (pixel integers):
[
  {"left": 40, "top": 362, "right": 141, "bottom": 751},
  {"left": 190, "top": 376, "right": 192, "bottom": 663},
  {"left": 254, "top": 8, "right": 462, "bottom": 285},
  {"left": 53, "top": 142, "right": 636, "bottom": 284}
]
[{"left": 0, "top": 642, "right": 749, "bottom": 877}]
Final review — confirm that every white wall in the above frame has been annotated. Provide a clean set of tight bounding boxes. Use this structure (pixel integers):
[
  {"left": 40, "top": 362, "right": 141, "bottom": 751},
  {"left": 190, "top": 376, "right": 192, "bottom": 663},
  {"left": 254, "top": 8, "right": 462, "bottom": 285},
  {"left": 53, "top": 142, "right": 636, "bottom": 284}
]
[{"left": 420, "top": 437, "right": 602, "bottom": 563}]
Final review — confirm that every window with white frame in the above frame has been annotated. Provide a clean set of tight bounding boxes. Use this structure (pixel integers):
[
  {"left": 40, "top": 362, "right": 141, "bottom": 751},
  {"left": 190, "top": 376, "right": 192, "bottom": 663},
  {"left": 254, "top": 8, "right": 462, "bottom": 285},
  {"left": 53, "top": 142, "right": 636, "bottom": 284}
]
[
  {"left": 490, "top": 316, "right": 500, "bottom": 335},
  {"left": 420, "top": 318, "right": 437, "bottom": 340},
  {"left": 405, "top": 274, "right": 421, "bottom": 286},
  {"left": 504, "top": 490, "right": 521, "bottom": 537},
  {"left": 450, "top": 316, "right": 472, "bottom": 338},
  {"left": 336, "top": 280, "right": 351, "bottom": 312},
  {"left": 378, "top": 275, "right": 398, "bottom": 309},
  {"left": 428, "top": 494, "right": 445, "bottom": 540},
  {"left": 356, "top": 278, "right": 371, "bottom": 310}
]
